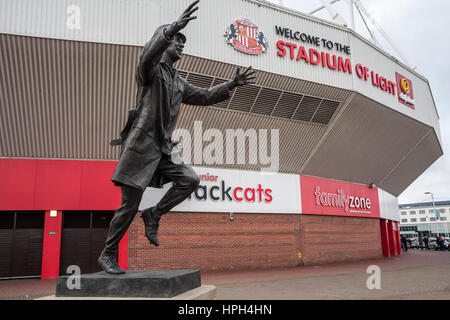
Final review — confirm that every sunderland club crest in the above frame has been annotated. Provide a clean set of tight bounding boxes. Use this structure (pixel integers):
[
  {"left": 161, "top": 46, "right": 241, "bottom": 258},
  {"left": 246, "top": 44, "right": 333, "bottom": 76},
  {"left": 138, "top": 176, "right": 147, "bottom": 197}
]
[{"left": 225, "top": 18, "right": 268, "bottom": 55}]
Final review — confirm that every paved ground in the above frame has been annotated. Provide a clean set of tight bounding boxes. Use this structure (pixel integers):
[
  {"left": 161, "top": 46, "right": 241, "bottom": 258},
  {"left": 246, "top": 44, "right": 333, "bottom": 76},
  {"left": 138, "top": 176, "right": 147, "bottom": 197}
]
[{"left": 0, "top": 249, "right": 448, "bottom": 300}]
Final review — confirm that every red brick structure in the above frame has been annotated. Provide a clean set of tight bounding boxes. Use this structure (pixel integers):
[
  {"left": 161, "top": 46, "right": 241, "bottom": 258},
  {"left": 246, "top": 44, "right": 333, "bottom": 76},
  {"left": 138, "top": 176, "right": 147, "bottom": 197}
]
[
  {"left": 128, "top": 212, "right": 382, "bottom": 271},
  {"left": 300, "top": 215, "right": 382, "bottom": 265}
]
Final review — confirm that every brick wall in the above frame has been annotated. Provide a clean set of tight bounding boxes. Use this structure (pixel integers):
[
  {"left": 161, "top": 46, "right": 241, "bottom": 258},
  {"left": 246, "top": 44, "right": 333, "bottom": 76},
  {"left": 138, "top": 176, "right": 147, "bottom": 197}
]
[
  {"left": 300, "top": 215, "right": 383, "bottom": 265},
  {"left": 128, "top": 212, "right": 382, "bottom": 271}
]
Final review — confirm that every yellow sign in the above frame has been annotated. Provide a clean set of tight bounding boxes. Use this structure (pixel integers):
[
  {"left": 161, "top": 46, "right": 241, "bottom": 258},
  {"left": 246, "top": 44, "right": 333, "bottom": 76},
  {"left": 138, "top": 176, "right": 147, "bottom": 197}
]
[{"left": 400, "top": 78, "right": 411, "bottom": 94}]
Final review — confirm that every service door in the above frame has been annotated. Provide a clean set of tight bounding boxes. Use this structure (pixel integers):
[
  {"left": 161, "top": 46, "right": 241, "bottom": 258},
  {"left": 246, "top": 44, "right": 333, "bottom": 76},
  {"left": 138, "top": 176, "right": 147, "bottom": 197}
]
[
  {"left": 0, "top": 211, "right": 44, "bottom": 279},
  {"left": 59, "top": 211, "right": 114, "bottom": 275}
]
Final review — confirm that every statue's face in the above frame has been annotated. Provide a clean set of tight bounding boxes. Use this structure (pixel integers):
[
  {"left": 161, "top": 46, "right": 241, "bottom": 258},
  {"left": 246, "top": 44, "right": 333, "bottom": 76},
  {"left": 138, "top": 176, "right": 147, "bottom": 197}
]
[{"left": 166, "top": 34, "right": 185, "bottom": 62}]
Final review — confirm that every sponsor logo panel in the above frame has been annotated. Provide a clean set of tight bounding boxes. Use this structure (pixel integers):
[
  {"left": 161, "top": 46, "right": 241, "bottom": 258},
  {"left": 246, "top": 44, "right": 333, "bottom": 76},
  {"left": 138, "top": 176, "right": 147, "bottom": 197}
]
[
  {"left": 300, "top": 175, "right": 380, "bottom": 218},
  {"left": 139, "top": 167, "right": 301, "bottom": 214},
  {"left": 395, "top": 72, "right": 415, "bottom": 109}
]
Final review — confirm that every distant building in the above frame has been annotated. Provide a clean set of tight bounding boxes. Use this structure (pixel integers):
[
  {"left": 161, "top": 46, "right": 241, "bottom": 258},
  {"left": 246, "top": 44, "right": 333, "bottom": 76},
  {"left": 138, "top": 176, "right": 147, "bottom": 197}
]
[{"left": 399, "top": 201, "right": 450, "bottom": 238}]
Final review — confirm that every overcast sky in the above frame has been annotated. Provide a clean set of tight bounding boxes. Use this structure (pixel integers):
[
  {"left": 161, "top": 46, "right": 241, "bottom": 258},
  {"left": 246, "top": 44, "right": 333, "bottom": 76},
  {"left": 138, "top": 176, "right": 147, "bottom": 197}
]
[{"left": 267, "top": 0, "right": 450, "bottom": 204}]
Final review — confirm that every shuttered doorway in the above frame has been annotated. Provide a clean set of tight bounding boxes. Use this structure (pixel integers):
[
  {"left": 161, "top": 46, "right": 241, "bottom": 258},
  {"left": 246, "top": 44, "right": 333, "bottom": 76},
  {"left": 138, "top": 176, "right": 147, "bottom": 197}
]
[
  {"left": 0, "top": 211, "right": 45, "bottom": 279},
  {"left": 59, "top": 211, "right": 114, "bottom": 275}
]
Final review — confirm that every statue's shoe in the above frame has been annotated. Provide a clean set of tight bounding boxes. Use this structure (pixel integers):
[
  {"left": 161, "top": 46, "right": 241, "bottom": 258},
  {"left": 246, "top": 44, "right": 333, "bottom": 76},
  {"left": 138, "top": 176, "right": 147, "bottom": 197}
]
[
  {"left": 98, "top": 252, "right": 125, "bottom": 274},
  {"left": 141, "top": 207, "right": 160, "bottom": 246}
]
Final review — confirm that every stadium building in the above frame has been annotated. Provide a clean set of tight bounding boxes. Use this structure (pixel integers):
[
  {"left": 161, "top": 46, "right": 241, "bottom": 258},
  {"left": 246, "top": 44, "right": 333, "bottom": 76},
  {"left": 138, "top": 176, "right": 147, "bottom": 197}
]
[{"left": 0, "top": 0, "right": 442, "bottom": 279}]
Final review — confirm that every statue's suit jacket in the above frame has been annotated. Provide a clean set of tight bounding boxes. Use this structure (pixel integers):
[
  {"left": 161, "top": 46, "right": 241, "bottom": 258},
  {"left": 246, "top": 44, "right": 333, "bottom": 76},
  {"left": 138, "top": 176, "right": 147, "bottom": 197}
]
[{"left": 112, "top": 27, "right": 231, "bottom": 191}]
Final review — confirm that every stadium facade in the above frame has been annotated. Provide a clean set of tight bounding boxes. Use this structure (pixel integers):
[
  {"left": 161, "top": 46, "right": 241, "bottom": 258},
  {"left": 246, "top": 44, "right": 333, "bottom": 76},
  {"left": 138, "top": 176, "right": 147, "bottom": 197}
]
[{"left": 0, "top": 0, "right": 442, "bottom": 279}]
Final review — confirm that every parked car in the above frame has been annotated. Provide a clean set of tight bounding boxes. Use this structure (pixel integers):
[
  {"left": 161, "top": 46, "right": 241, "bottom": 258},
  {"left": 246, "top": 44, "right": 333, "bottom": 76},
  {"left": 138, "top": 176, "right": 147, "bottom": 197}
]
[
  {"left": 428, "top": 237, "right": 437, "bottom": 250},
  {"left": 429, "top": 237, "right": 450, "bottom": 251},
  {"left": 408, "top": 238, "right": 419, "bottom": 249}
]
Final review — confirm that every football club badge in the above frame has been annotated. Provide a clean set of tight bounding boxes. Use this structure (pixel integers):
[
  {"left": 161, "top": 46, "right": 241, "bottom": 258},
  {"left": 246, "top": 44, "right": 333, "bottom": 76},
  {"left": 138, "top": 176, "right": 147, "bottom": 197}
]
[{"left": 225, "top": 18, "right": 268, "bottom": 55}]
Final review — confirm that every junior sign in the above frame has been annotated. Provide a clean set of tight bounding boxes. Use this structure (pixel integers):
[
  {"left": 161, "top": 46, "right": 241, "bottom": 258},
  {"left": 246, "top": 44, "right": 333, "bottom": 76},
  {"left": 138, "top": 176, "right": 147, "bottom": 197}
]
[{"left": 139, "top": 167, "right": 301, "bottom": 214}]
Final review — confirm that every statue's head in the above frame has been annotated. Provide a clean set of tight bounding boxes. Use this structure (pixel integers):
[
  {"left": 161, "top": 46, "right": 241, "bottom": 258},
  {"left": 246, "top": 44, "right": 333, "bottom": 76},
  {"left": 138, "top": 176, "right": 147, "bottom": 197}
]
[{"left": 154, "top": 24, "right": 186, "bottom": 63}]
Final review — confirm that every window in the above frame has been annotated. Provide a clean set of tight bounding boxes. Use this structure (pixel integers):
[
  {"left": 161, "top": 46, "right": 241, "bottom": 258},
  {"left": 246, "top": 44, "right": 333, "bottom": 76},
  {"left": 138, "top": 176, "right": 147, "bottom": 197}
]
[
  {"left": 419, "top": 210, "right": 425, "bottom": 214},
  {"left": 420, "top": 218, "right": 426, "bottom": 222},
  {"left": 401, "top": 211, "right": 407, "bottom": 215},
  {"left": 410, "top": 218, "right": 417, "bottom": 222},
  {"left": 410, "top": 211, "right": 416, "bottom": 215},
  {"left": 400, "top": 226, "right": 418, "bottom": 232},
  {"left": 429, "top": 209, "right": 435, "bottom": 214},
  {"left": 430, "top": 217, "right": 436, "bottom": 221},
  {"left": 440, "top": 217, "right": 447, "bottom": 221},
  {"left": 439, "top": 208, "right": 446, "bottom": 213},
  {"left": 401, "top": 219, "right": 408, "bottom": 223}
]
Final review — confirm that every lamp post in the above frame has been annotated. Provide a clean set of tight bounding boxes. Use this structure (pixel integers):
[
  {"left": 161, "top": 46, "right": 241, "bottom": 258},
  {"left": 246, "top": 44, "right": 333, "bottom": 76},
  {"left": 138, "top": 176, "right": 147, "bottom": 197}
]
[
  {"left": 424, "top": 192, "right": 434, "bottom": 237},
  {"left": 425, "top": 192, "right": 449, "bottom": 237}
]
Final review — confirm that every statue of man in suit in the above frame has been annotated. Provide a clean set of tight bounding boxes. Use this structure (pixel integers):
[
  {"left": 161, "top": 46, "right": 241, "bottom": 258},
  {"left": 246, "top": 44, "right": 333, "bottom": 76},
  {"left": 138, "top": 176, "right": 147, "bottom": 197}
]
[{"left": 99, "top": 0, "right": 256, "bottom": 274}]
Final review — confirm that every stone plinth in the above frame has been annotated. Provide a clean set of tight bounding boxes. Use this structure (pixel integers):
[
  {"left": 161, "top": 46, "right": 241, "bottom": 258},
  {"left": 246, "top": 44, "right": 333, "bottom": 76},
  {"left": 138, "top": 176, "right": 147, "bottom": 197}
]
[{"left": 55, "top": 270, "right": 201, "bottom": 298}]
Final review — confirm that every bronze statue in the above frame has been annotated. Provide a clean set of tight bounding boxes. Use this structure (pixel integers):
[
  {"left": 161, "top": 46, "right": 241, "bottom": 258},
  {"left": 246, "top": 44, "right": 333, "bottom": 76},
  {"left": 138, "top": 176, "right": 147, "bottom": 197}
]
[{"left": 98, "top": 0, "right": 256, "bottom": 274}]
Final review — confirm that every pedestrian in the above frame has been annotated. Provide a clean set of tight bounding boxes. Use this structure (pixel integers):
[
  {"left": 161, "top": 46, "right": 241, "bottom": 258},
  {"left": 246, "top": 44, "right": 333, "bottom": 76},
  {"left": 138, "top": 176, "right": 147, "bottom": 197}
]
[
  {"left": 424, "top": 235, "right": 429, "bottom": 250},
  {"left": 435, "top": 236, "right": 441, "bottom": 251},
  {"left": 439, "top": 235, "right": 446, "bottom": 251},
  {"left": 418, "top": 236, "right": 424, "bottom": 250},
  {"left": 401, "top": 235, "right": 408, "bottom": 252}
]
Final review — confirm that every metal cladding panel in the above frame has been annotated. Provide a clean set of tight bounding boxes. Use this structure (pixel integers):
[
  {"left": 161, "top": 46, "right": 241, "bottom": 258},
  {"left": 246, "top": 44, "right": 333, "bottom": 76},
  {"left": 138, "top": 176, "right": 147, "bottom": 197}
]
[
  {"left": 180, "top": 0, "right": 353, "bottom": 90},
  {"left": 378, "top": 189, "right": 399, "bottom": 222},
  {"left": 0, "top": 0, "right": 161, "bottom": 46},
  {"left": 0, "top": 33, "right": 138, "bottom": 160},
  {"left": 0, "top": 0, "right": 439, "bottom": 131},
  {"left": 0, "top": 0, "right": 351, "bottom": 90},
  {"left": 175, "top": 104, "right": 327, "bottom": 173},
  {"left": 176, "top": 55, "right": 353, "bottom": 102},
  {"left": 0, "top": 0, "right": 443, "bottom": 195},
  {"left": 301, "top": 93, "right": 441, "bottom": 195},
  {"left": 0, "top": 33, "right": 330, "bottom": 173},
  {"left": 349, "top": 34, "right": 441, "bottom": 135},
  {"left": 379, "top": 130, "right": 443, "bottom": 196}
]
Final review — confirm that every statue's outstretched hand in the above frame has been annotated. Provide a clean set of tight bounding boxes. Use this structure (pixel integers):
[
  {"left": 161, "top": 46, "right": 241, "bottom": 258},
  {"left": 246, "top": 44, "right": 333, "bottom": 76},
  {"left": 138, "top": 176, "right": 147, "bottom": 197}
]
[
  {"left": 166, "top": 0, "right": 199, "bottom": 38},
  {"left": 230, "top": 66, "right": 256, "bottom": 89}
]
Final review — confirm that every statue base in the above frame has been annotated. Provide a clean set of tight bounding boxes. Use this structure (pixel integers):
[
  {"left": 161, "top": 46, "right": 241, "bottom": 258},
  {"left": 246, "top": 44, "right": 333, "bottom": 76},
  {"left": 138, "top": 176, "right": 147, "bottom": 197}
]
[{"left": 54, "top": 269, "right": 202, "bottom": 298}]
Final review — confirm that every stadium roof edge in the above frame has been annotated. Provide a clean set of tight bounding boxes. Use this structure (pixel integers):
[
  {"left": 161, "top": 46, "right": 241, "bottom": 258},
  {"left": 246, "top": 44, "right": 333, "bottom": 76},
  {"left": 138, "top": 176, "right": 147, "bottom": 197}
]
[{"left": 249, "top": 0, "right": 431, "bottom": 84}]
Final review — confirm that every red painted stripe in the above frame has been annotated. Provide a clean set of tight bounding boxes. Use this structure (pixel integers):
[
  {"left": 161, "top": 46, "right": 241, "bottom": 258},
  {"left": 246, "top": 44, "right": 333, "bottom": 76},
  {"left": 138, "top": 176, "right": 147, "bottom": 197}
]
[{"left": 0, "top": 158, "right": 121, "bottom": 210}]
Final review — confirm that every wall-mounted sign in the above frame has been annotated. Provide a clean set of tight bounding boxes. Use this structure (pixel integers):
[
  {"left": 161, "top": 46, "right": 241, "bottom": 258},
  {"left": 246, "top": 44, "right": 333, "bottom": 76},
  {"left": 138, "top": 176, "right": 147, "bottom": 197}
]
[
  {"left": 225, "top": 18, "right": 268, "bottom": 55},
  {"left": 300, "top": 175, "right": 380, "bottom": 218},
  {"left": 395, "top": 72, "right": 415, "bottom": 109},
  {"left": 139, "top": 167, "right": 301, "bottom": 214},
  {"left": 274, "top": 26, "right": 400, "bottom": 99},
  {"left": 275, "top": 25, "right": 351, "bottom": 54}
]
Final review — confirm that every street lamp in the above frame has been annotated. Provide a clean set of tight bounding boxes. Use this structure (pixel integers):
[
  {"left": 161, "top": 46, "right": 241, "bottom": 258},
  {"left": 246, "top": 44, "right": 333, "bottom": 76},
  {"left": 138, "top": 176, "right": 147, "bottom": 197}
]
[
  {"left": 424, "top": 192, "right": 434, "bottom": 237},
  {"left": 425, "top": 192, "right": 449, "bottom": 237}
]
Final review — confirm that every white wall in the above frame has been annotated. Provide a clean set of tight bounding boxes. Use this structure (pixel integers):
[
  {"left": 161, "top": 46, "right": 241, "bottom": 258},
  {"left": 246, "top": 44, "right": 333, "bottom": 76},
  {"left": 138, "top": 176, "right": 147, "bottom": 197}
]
[{"left": 378, "top": 188, "right": 400, "bottom": 222}]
